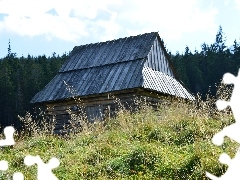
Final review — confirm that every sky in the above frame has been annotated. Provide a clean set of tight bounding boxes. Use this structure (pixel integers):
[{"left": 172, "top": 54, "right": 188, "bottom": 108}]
[{"left": 0, "top": 0, "right": 240, "bottom": 58}]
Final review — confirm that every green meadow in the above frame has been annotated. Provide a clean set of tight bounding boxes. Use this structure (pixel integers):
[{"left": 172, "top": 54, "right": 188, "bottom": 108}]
[{"left": 0, "top": 92, "right": 237, "bottom": 180}]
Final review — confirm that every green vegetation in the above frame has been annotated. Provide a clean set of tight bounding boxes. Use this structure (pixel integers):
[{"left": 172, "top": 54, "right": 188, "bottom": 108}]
[
  {"left": 170, "top": 26, "right": 240, "bottom": 97},
  {"left": 0, "top": 47, "right": 68, "bottom": 129},
  {"left": 0, "top": 96, "right": 237, "bottom": 179}
]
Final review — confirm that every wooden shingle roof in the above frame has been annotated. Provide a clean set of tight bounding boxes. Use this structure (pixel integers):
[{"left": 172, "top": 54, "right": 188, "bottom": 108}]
[
  {"left": 31, "top": 32, "right": 195, "bottom": 103},
  {"left": 59, "top": 32, "right": 157, "bottom": 72}
]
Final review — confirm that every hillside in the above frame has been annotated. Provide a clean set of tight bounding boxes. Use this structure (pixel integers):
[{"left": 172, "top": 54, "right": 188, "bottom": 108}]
[{"left": 0, "top": 95, "right": 237, "bottom": 179}]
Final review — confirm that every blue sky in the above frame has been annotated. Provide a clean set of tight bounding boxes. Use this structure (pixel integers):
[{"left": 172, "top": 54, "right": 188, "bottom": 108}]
[{"left": 0, "top": 0, "right": 240, "bottom": 58}]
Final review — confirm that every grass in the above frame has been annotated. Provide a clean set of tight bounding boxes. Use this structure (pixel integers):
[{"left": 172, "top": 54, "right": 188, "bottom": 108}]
[{"left": 0, "top": 93, "right": 238, "bottom": 179}]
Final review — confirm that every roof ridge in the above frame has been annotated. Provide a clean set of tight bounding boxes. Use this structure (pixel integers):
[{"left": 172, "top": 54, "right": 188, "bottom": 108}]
[
  {"left": 73, "top": 32, "right": 158, "bottom": 50},
  {"left": 59, "top": 32, "right": 158, "bottom": 72}
]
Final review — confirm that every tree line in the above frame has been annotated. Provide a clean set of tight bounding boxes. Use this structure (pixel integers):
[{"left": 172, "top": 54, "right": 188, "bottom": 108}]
[
  {"left": 0, "top": 26, "right": 239, "bottom": 129},
  {"left": 170, "top": 26, "right": 240, "bottom": 97},
  {"left": 0, "top": 43, "right": 68, "bottom": 129}
]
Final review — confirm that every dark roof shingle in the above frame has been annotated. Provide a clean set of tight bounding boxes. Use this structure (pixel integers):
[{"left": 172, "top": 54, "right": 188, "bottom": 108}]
[
  {"left": 31, "top": 32, "right": 195, "bottom": 103},
  {"left": 31, "top": 60, "right": 145, "bottom": 103},
  {"left": 59, "top": 32, "right": 157, "bottom": 72}
]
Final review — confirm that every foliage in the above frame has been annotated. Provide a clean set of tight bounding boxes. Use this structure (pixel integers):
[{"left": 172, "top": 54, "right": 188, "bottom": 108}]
[
  {"left": 0, "top": 50, "right": 67, "bottom": 129},
  {"left": 170, "top": 26, "right": 240, "bottom": 98},
  {"left": 0, "top": 93, "right": 237, "bottom": 179}
]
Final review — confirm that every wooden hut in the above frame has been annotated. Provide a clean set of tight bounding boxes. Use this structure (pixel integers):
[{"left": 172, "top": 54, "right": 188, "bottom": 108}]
[{"left": 31, "top": 32, "right": 195, "bottom": 133}]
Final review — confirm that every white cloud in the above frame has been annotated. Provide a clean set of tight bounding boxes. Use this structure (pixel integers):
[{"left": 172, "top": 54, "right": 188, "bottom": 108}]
[
  {"left": 0, "top": 0, "right": 53, "bottom": 17},
  {"left": 0, "top": 12, "right": 88, "bottom": 42},
  {"left": 235, "top": 0, "right": 240, "bottom": 10},
  {"left": 224, "top": 0, "right": 230, "bottom": 5},
  {"left": 117, "top": 0, "right": 218, "bottom": 40},
  {"left": 0, "top": 0, "right": 123, "bottom": 42},
  {"left": 0, "top": 0, "right": 218, "bottom": 43}
]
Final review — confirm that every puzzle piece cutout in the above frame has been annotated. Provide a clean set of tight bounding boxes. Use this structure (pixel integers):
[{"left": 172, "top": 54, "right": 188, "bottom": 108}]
[
  {"left": 0, "top": 126, "right": 15, "bottom": 146},
  {"left": 0, "top": 126, "right": 15, "bottom": 176},
  {"left": 0, "top": 155, "right": 60, "bottom": 180},
  {"left": 12, "top": 172, "right": 24, "bottom": 180},
  {"left": 212, "top": 70, "right": 240, "bottom": 145},
  {"left": 0, "top": 126, "right": 25, "bottom": 180},
  {"left": 0, "top": 161, "right": 24, "bottom": 180},
  {"left": 206, "top": 69, "right": 240, "bottom": 179},
  {"left": 0, "top": 160, "right": 8, "bottom": 171},
  {"left": 24, "top": 155, "right": 60, "bottom": 180},
  {"left": 206, "top": 148, "right": 240, "bottom": 179},
  {"left": 0, "top": 126, "right": 60, "bottom": 180},
  {"left": 216, "top": 70, "right": 240, "bottom": 121}
]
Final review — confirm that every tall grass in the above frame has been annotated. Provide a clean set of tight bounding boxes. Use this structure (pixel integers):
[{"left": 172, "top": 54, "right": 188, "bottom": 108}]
[{"left": 0, "top": 85, "right": 237, "bottom": 179}]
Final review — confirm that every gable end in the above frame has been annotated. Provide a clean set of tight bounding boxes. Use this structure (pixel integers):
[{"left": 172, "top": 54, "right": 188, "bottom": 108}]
[{"left": 145, "top": 37, "right": 174, "bottom": 77}]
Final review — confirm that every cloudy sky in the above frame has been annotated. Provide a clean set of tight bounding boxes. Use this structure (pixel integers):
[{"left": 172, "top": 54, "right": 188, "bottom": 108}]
[{"left": 0, "top": 0, "right": 239, "bottom": 58}]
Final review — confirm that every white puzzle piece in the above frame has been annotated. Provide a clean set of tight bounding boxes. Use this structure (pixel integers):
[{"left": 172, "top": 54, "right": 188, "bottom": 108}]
[
  {"left": 24, "top": 155, "right": 60, "bottom": 180},
  {"left": 206, "top": 69, "right": 240, "bottom": 179}
]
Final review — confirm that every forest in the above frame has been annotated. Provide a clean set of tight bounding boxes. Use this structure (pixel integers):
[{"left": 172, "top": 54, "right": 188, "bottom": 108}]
[{"left": 0, "top": 26, "right": 239, "bottom": 130}]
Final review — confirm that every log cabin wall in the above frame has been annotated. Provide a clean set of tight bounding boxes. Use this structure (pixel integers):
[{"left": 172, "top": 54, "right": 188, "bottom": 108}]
[{"left": 44, "top": 88, "right": 164, "bottom": 134}]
